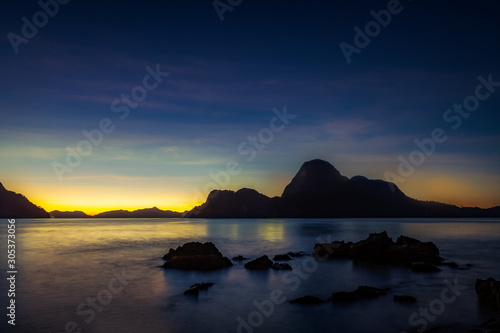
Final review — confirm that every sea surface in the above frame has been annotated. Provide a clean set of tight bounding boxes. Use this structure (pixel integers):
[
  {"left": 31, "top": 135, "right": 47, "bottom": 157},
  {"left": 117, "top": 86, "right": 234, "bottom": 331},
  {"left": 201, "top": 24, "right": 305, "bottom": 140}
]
[{"left": 1, "top": 218, "right": 500, "bottom": 333}]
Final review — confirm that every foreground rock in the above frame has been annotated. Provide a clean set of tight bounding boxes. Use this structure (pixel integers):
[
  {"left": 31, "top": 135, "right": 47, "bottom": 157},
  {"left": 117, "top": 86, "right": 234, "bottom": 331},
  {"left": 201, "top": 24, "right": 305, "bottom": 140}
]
[
  {"left": 184, "top": 282, "right": 214, "bottom": 295},
  {"left": 290, "top": 295, "right": 326, "bottom": 305},
  {"left": 476, "top": 278, "right": 500, "bottom": 307},
  {"left": 329, "top": 286, "right": 388, "bottom": 303},
  {"left": 244, "top": 255, "right": 273, "bottom": 270},
  {"left": 314, "top": 231, "right": 442, "bottom": 266},
  {"left": 271, "top": 263, "right": 292, "bottom": 270},
  {"left": 163, "top": 242, "right": 232, "bottom": 270}
]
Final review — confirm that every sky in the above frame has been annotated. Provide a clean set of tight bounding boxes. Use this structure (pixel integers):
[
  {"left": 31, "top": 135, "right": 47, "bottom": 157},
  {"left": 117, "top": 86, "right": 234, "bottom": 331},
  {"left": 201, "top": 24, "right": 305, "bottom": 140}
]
[{"left": 1, "top": 0, "right": 499, "bottom": 215}]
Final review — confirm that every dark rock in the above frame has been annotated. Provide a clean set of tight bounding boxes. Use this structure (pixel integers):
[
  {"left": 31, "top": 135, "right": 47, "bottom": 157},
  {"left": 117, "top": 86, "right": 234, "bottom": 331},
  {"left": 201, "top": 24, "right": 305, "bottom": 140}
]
[
  {"left": 232, "top": 255, "right": 247, "bottom": 261},
  {"left": 273, "top": 254, "right": 292, "bottom": 261},
  {"left": 411, "top": 263, "right": 441, "bottom": 273},
  {"left": 271, "top": 263, "right": 292, "bottom": 270},
  {"left": 289, "top": 295, "right": 325, "bottom": 305},
  {"left": 386, "top": 235, "right": 442, "bottom": 265},
  {"left": 329, "top": 286, "right": 388, "bottom": 302},
  {"left": 184, "top": 282, "right": 214, "bottom": 295},
  {"left": 314, "top": 232, "right": 443, "bottom": 266},
  {"left": 394, "top": 295, "right": 417, "bottom": 303},
  {"left": 162, "top": 242, "right": 232, "bottom": 271},
  {"left": 287, "top": 252, "right": 304, "bottom": 257},
  {"left": 475, "top": 278, "right": 500, "bottom": 307},
  {"left": 351, "top": 232, "right": 395, "bottom": 263},
  {"left": 314, "top": 241, "right": 353, "bottom": 260},
  {"left": 441, "top": 262, "right": 459, "bottom": 268},
  {"left": 244, "top": 255, "right": 273, "bottom": 270}
]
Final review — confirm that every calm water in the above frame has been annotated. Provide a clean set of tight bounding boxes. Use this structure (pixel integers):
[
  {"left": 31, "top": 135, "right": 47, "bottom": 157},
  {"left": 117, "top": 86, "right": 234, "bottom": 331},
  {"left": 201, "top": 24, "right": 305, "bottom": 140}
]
[{"left": 1, "top": 218, "right": 500, "bottom": 333}]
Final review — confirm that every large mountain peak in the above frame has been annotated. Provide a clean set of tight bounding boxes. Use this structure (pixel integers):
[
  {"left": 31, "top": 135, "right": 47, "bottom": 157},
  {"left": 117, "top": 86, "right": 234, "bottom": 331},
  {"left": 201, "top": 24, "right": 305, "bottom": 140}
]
[{"left": 282, "top": 159, "right": 348, "bottom": 197}]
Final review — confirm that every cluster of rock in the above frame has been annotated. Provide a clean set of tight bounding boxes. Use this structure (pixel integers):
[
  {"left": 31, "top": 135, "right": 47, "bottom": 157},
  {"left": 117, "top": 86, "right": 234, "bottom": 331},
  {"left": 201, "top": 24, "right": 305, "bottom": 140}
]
[
  {"left": 289, "top": 286, "right": 418, "bottom": 306},
  {"left": 243, "top": 255, "right": 293, "bottom": 271},
  {"left": 162, "top": 242, "right": 233, "bottom": 270},
  {"left": 314, "top": 231, "right": 443, "bottom": 271}
]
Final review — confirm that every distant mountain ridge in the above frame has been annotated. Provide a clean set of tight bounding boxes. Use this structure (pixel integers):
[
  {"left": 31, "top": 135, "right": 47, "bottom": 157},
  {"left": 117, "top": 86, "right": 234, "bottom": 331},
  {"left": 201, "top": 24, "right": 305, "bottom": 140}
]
[
  {"left": 0, "top": 182, "right": 50, "bottom": 218},
  {"left": 186, "top": 159, "right": 500, "bottom": 218},
  {"left": 50, "top": 207, "right": 183, "bottom": 218}
]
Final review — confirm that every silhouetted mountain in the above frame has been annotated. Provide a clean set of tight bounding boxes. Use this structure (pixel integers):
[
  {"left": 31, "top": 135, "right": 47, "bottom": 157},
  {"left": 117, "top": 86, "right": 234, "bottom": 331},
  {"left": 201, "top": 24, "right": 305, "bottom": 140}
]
[
  {"left": 187, "top": 188, "right": 280, "bottom": 218},
  {"left": 0, "top": 182, "right": 50, "bottom": 218},
  {"left": 50, "top": 210, "right": 91, "bottom": 218},
  {"left": 187, "top": 159, "right": 500, "bottom": 218},
  {"left": 93, "top": 207, "right": 182, "bottom": 218}
]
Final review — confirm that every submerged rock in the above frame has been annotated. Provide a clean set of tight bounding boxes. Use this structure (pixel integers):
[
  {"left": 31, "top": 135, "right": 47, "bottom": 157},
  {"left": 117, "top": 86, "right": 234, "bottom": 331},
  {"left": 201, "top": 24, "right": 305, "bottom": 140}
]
[
  {"left": 273, "top": 254, "right": 292, "bottom": 261},
  {"left": 394, "top": 295, "right": 417, "bottom": 303},
  {"left": 232, "top": 255, "right": 248, "bottom": 261},
  {"left": 329, "top": 286, "right": 388, "bottom": 303},
  {"left": 289, "top": 295, "right": 325, "bottom": 305},
  {"left": 244, "top": 255, "right": 273, "bottom": 270},
  {"left": 476, "top": 278, "right": 500, "bottom": 308},
  {"left": 271, "top": 263, "right": 292, "bottom": 270},
  {"left": 184, "top": 282, "right": 214, "bottom": 295},
  {"left": 162, "top": 242, "right": 232, "bottom": 271},
  {"left": 314, "top": 232, "right": 442, "bottom": 266},
  {"left": 287, "top": 252, "right": 304, "bottom": 257}
]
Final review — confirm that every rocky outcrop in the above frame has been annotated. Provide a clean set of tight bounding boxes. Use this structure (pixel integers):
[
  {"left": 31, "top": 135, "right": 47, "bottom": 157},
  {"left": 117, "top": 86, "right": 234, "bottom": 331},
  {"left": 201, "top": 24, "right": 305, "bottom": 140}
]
[
  {"left": 184, "top": 282, "right": 214, "bottom": 295},
  {"left": 314, "top": 231, "right": 442, "bottom": 267},
  {"left": 475, "top": 278, "right": 500, "bottom": 307},
  {"left": 289, "top": 295, "right": 326, "bottom": 305},
  {"left": 273, "top": 254, "right": 292, "bottom": 261},
  {"left": 329, "top": 286, "right": 388, "bottom": 303},
  {"left": 271, "top": 263, "right": 292, "bottom": 270},
  {"left": 244, "top": 256, "right": 273, "bottom": 270},
  {"left": 162, "top": 242, "right": 232, "bottom": 271}
]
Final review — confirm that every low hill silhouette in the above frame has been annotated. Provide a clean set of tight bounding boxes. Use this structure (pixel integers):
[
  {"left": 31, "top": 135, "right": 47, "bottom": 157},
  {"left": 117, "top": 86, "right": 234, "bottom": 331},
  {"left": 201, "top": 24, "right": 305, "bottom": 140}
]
[
  {"left": 0, "top": 182, "right": 50, "bottom": 218},
  {"left": 186, "top": 159, "right": 500, "bottom": 218},
  {"left": 93, "top": 207, "right": 182, "bottom": 218}
]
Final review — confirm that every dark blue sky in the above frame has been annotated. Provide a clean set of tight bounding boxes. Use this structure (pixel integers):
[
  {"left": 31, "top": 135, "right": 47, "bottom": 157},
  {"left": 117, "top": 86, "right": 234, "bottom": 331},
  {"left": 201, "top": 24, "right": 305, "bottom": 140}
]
[{"left": 1, "top": 0, "right": 499, "bottom": 213}]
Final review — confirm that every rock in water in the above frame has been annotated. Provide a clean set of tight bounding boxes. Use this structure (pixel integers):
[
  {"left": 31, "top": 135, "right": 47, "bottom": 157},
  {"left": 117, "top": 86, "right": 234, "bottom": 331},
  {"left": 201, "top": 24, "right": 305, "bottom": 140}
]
[
  {"left": 273, "top": 254, "right": 292, "bottom": 261},
  {"left": 314, "top": 231, "right": 442, "bottom": 266},
  {"left": 184, "top": 282, "right": 214, "bottom": 295},
  {"left": 476, "top": 278, "right": 500, "bottom": 307},
  {"left": 162, "top": 242, "right": 232, "bottom": 270},
  {"left": 271, "top": 263, "right": 292, "bottom": 270},
  {"left": 289, "top": 295, "right": 325, "bottom": 305},
  {"left": 329, "top": 286, "right": 388, "bottom": 303},
  {"left": 244, "top": 255, "right": 273, "bottom": 270}
]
